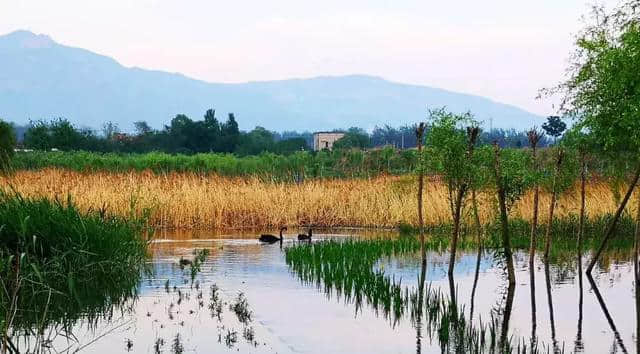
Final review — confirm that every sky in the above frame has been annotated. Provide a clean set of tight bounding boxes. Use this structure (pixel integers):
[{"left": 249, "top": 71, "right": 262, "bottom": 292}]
[{"left": 0, "top": 0, "right": 608, "bottom": 116}]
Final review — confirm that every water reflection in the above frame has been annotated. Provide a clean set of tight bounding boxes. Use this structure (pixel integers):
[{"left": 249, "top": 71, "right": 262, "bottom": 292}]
[
  {"left": 587, "top": 273, "right": 629, "bottom": 353},
  {"left": 5, "top": 230, "right": 640, "bottom": 354}
]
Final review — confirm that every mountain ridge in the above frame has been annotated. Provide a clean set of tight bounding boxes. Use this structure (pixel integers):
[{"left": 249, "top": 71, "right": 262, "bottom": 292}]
[{"left": 0, "top": 30, "right": 544, "bottom": 132}]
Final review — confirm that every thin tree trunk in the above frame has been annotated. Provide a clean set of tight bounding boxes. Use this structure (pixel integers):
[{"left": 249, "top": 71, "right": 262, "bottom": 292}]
[
  {"left": 587, "top": 274, "right": 629, "bottom": 353},
  {"left": 448, "top": 127, "right": 479, "bottom": 277},
  {"left": 528, "top": 137, "right": 540, "bottom": 351},
  {"left": 469, "top": 188, "right": 482, "bottom": 322},
  {"left": 576, "top": 151, "right": 586, "bottom": 352},
  {"left": 416, "top": 123, "right": 426, "bottom": 264},
  {"left": 545, "top": 261, "right": 560, "bottom": 354},
  {"left": 493, "top": 144, "right": 515, "bottom": 285},
  {"left": 635, "top": 188, "right": 640, "bottom": 354},
  {"left": 578, "top": 152, "right": 587, "bottom": 260},
  {"left": 635, "top": 188, "right": 640, "bottom": 285},
  {"left": 469, "top": 189, "right": 482, "bottom": 323},
  {"left": 471, "top": 189, "right": 482, "bottom": 240},
  {"left": 544, "top": 149, "right": 564, "bottom": 261},
  {"left": 586, "top": 162, "right": 640, "bottom": 274},
  {"left": 416, "top": 259, "right": 427, "bottom": 354},
  {"left": 530, "top": 146, "right": 540, "bottom": 268},
  {"left": 530, "top": 260, "right": 537, "bottom": 351},
  {"left": 500, "top": 280, "right": 516, "bottom": 351},
  {"left": 448, "top": 186, "right": 466, "bottom": 276}
]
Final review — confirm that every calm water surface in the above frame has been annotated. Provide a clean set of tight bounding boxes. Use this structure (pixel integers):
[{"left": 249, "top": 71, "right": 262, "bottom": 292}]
[{"left": 39, "top": 230, "right": 639, "bottom": 353}]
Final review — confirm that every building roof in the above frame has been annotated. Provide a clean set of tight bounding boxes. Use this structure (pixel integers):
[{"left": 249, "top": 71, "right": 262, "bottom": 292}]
[{"left": 313, "top": 131, "right": 345, "bottom": 135}]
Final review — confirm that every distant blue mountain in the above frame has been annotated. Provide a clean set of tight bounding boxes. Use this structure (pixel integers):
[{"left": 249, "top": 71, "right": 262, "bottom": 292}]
[{"left": 0, "top": 30, "right": 544, "bottom": 132}]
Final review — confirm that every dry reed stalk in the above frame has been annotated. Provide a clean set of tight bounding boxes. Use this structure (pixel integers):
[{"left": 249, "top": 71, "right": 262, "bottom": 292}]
[{"left": 1, "top": 168, "right": 636, "bottom": 230}]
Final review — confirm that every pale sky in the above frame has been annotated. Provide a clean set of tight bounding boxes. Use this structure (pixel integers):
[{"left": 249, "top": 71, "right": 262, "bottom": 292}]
[{"left": 0, "top": 0, "right": 609, "bottom": 116}]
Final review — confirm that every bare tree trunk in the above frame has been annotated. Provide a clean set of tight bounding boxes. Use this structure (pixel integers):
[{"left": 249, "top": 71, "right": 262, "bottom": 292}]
[
  {"left": 635, "top": 188, "right": 640, "bottom": 354},
  {"left": 586, "top": 162, "right": 640, "bottom": 274},
  {"left": 587, "top": 274, "right": 629, "bottom": 352},
  {"left": 469, "top": 189, "right": 482, "bottom": 323},
  {"left": 416, "top": 259, "right": 427, "bottom": 354},
  {"left": 448, "top": 187, "right": 465, "bottom": 276},
  {"left": 527, "top": 133, "right": 540, "bottom": 351},
  {"left": 416, "top": 123, "right": 426, "bottom": 264},
  {"left": 576, "top": 151, "right": 586, "bottom": 353},
  {"left": 492, "top": 144, "right": 515, "bottom": 285},
  {"left": 500, "top": 280, "right": 516, "bottom": 351},
  {"left": 528, "top": 131, "right": 541, "bottom": 268},
  {"left": 578, "top": 152, "right": 587, "bottom": 258},
  {"left": 544, "top": 149, "right": 564, "bottom": 261},
  {"left": 447, "top": 127, "right": 479, "bottom": 277},
  {"left": 545, "top": 261, "right": 560, "bottom": 354}
]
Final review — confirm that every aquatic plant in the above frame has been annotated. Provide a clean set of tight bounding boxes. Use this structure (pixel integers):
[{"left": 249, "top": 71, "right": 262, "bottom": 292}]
[
  {"left": 286, "top": 237, "right": 556, "bottom": 353},
  {"left": 229, "top": 292, "right": 252, "bottom": 325},
  {"left": 0, "top": 192, "right": 149, "bottom": 351}
]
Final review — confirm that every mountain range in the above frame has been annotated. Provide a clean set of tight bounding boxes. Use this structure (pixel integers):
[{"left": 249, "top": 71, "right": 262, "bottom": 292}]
[{"left": 0, "top": 30, "right": 544, "bottom": 132}]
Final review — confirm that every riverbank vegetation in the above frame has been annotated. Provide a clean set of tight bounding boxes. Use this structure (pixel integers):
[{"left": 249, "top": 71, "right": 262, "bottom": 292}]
[
  {"left": 0, "top": 192, "right": 149, "bottom": 350},
  {"left": 1, "top": 169, "right": 636, "bottom": 230}
]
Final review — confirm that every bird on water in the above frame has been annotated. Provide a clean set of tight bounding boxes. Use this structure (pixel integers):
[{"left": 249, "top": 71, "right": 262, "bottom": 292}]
[
  {"left": 259, "top": 226, "right": 287, "bottom": 243},
  {"left": 298, "top": 227, "right": 312, "bottom": 241}
]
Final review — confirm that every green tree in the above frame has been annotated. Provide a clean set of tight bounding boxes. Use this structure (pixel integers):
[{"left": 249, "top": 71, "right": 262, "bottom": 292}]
[
  {"left": 50, "top": 118, "right": 82, "bottom": 151},
  {"left": 541, "top": 116, "right": 566, "bottom": 140},
  {"left": 220, "top": 113, "right": 240, "bottom": 153},
  {"left": 333, "top": 128, "right": 370, "bottom": 150},
  {"left": 425, "top": 109, "right": 480, "bottom": 277},
  {"left": 24, "top": 120, "right": 52, "bottom": 150},
  {"left": 552, "top": 1, "right": 640, "bottom": 274},
  {"left": 0, "top": 120, "right": 16, "bottom": 172},
  {"left": 133, "top": 121, "right": 152, "bottom": 136}
]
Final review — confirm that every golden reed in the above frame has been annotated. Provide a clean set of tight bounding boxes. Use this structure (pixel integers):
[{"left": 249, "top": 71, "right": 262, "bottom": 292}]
[{"left": 1, "top": 168, "right": 635, "bottom": 230}]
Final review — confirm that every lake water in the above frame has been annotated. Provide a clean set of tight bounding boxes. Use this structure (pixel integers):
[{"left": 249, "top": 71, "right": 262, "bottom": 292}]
[{"left": 24, "top": 229, "right": 639, "bottom": 353}]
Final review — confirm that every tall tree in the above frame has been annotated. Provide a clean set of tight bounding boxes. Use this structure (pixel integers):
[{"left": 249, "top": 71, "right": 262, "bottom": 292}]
[
  {"left": 0, "top": 120, "right": 16, "bottom": 172},
  {"left": 550, "top": 1, "right": 640, "bottom": 274},
  {"left": 415, "top": 122, "right": 426, "bottom": 264},
  {"left": 541, "top": 116, "right": 566, "bottom": 141},
  {"left": 220, "top": 113, "right": 240, "bottom": 153},
  {"left": 425, "top": 109, "right": 479, "bottom": 276}
]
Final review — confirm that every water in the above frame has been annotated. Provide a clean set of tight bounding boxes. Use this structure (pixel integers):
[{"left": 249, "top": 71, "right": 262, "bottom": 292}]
[{"left": 14, "top": 230, "right": 640, "bottom": 353}]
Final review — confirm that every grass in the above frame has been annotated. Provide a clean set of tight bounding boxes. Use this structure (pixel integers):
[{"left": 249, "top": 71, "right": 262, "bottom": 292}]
[
  {"left": 2, "top": 168, "right": 636, "bottom": 230},
  {"left": 285, "top": 234, "right": 577, "bottom": 353},
  {"left": 12, "top": 149, "right": 419, "bottom": 179},
  {"left": 0, "top": 192, "right": 149, "bottom": 349}
]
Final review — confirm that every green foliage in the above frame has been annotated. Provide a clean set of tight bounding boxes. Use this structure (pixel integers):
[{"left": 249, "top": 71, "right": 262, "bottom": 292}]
[
  {"left": 12, "top": 149, "right": 421, "bottom": 179},
  {"left": 557, "top": 2, "right": 640, "bottom": 156},
  {"left": 0, "top": 192, "right": 149, "bottom": 333},
  {"left": 0, "top": 120, "right": 16, "bottom": 172},
  {"left": 541, "top": 116, "right": 566, "bottom": 139},
  {"left": 484, "top": 146, "right": 535, "bottom": 211},
  {"left": 425, "top": 109, "right": 480, "bottom": 194},
  {"left": 332, "top": 127, "right": 371, "bottom": 150}
]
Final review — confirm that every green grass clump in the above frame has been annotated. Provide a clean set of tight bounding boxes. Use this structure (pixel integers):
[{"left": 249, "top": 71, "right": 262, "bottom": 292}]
[
  {"left": 285, "top": 237, "right": 555, "bottom": 353},
  {"left": 0, "top": 192, "right": 149, "bottom": 342}
]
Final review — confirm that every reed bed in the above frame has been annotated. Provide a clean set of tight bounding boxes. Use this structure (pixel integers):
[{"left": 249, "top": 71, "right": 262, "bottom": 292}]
[
  {"left": 0, "top": 168, "right": 635, "bottom": 230},
  {"left": 0, "top": 192, "right": 148, "bottom": 350}
]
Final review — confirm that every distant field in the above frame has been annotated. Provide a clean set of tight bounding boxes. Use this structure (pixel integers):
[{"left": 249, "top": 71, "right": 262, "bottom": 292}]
[
  {"left": 1, "top": 168, "right": 631, "bottom": 230},
  {"left": 12, "top": 150, "right": 419, "bottom": 179}
]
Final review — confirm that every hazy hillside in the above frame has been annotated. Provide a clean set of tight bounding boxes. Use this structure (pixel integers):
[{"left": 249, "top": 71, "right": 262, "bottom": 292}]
[{"left": 0, "top": 30, "right": 544, "bottom": 132}]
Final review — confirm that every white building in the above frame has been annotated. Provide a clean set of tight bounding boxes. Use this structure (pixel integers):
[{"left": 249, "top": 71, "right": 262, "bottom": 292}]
[{"left": 313, "top": 132, "right": 345, "bottom": 151}]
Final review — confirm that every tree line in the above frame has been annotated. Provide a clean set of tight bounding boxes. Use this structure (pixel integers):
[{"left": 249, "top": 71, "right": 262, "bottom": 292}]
[{"left": 6, "top": 111, "right": 559, "bottom": 156}]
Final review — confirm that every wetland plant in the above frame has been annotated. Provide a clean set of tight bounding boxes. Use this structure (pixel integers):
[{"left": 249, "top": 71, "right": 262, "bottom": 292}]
[
  {"left": 171, "top": 333, "right": 184, "bottom": 354},
  {"left": 230, "top": 292, "right": 252, "bottom": 325},
  {"left": 0, "top": 192, "right": 149, "bottom": 352}
]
